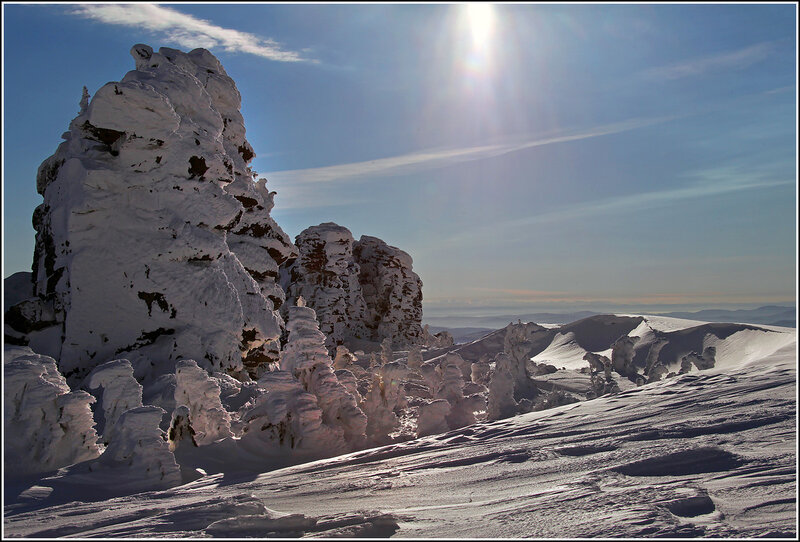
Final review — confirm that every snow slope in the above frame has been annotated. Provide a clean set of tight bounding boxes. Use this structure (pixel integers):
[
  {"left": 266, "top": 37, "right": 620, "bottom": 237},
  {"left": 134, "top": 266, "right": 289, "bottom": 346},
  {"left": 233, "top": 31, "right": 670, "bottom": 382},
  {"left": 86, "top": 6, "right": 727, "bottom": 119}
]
[{"left": 4, "top": 318, "right": 795, "bottom": 538}]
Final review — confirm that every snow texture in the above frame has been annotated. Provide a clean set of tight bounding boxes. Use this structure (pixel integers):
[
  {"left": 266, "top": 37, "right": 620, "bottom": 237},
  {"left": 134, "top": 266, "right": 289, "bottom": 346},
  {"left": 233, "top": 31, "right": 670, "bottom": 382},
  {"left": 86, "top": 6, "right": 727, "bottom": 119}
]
[{"left": 6, "top": 319, "right": 794, "bottom": 538}]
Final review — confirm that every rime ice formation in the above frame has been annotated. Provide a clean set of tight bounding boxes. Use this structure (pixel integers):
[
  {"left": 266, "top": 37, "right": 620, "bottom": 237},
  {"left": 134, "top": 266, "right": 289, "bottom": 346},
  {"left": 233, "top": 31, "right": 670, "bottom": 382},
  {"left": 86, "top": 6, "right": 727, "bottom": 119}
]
[
  {"left": 240, "top": 371, "right": 349, "bottom": 465},
  {"left": 436, "top": 361, "right": 486, "bottom": 429},
  {"left": 487, "top": 366, "right": 518, "bottom": 421},
  {"left": 416, "top": 399, "right": 451, "bottom": 437},
  {"left": 421, "top": 325, "right": 454, "bottom": 349},
  {"left": 406, "top": 345, "right": 423, "bottom": 370},
  {"left": 91, "top": 405, "right": 182, "bottom": 491},
  {"left": 174, "top": 359, "right": 233, "bottom": 445},
  {"left": 501, "top": 322, "right": 543, "bottom": 401},
  {"left": 8, "top": 44, "right": 295, "bottom": 382},
  {"left": 361, "top": 374, "right": 400, "bottom": 446},
  {"left": 86, "top": 359, "right": 143, "bottom": 444},
  {"left": 333, "top": 345, "right": 357, "bottom": 370},
  {"left": 4, "top": 346, "right": 101, "bottom": 477},
  {"left": 280, "top": 301, "right": 368, "bottom": 448},
  {"left": 281, "top": 225, "right": 424, "bottom": 348},
  {"left": 282, "top": 224, "right": 369, "bottom": 348},
  {"left": 611, "top": 335, "right": 639, "bottom": 382}
]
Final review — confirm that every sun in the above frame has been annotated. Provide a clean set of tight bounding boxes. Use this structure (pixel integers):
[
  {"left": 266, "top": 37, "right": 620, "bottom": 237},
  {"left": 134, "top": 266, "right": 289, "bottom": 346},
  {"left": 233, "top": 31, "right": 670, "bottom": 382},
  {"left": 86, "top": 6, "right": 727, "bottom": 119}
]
[{"left": 465, "top": 3, "right": 495, "bottom": 49}]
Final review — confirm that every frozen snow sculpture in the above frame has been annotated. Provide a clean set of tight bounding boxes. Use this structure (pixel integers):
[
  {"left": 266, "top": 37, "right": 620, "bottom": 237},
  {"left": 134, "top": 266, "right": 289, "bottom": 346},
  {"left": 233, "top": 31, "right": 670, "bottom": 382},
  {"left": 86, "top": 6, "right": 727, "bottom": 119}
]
[
  {"left": 86, "top": 359, "right": 143, "bottom": 444},
  {"left": 406, "top": 345, "right": 423, "bottom": 370},
  {"left": 501, "top": 322, "right": 542, "bottom": 401},
  {"left": 333, "top": 345, "right": 357, "bottom": 370},
  {"left": 280, "top": 300, "right": 367, "bottom": 449},
  {"left": 416, "top": 399, "right": 452, "bottom": 437},
  {"left": 94, "top": 405, "right": 182, "bottom": 490},
  {"left": 174, "top": 359, "right": 233, "bottom": 445},
  {"left": 360, "top": 374, "right": 400, "bottom": 446},
  {"left": 10, "top": 44, "right": 294, "bottom": 382},
  {"left": 436, "top": 362, "right": 486, "bottom": 429},
  {"left": 611, "top": 335, "right": 640, "bottom": 382},
  {"left": 4, "top": 346, "right": 101, "bottom": 477},
  {"left": 282, "top": 223, "right": 369, "bottom": 348},
  {"left": 240, "top": 371, "right": 348, "bottom": 466},
  {"left": 487, "top": 363, "right": 518, "bottom": 421}
]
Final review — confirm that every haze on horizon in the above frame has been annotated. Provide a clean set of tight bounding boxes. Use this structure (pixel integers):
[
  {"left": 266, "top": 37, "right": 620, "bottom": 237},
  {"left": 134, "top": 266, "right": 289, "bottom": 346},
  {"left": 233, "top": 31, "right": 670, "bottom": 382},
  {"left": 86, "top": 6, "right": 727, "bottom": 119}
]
[{"left": 2, "top": 3, "right": 796, "bottom": 316}]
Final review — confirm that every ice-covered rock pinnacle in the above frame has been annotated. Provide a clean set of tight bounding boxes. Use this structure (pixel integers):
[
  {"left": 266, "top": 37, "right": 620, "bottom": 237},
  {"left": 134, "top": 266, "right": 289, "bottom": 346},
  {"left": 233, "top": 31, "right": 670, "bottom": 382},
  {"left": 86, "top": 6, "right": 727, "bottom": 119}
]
[{"left": 10, "top": 44, "right": 296, "bottom": 382}]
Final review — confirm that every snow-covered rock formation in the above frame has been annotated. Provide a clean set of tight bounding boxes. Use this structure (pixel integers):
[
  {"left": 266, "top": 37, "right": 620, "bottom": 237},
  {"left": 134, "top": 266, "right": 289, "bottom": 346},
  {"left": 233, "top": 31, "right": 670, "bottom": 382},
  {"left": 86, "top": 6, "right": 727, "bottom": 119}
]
[
  {"left": 4, "top": 346, "right": 101, "bottom": 477},
  {"left": 282, "top": 224, "right": 369, "bottom": 348},
  {"left": 281, "top": 224, "right": 424, "bottom": 348},
  {"left": 7, "top": 44, "right": 295, "bottom": 383},
  {"left": 354, "top": 235, "right": 423, "bottom": 345}
]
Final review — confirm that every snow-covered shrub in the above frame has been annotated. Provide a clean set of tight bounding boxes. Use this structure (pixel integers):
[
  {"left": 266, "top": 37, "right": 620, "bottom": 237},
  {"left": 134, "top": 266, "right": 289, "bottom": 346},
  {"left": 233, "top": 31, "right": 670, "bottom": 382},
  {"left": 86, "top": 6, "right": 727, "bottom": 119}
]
[
  {"left": 416, "top": 399, "right": 451, "bottom": 437},
  {"left": 4, "top": 346, "right": 101, "bottom": 477},
  {"left": 174, "top": 359, "right": 233, "bottom": 445},
  {"left": 406, "top": 345, "right": 423, "bottom": 370},
  {"left": 86, "top": 359, "right": 143, "bottom": 444},
  {"left": 487, "top": 364, "right": 519, "bottom": 421}
]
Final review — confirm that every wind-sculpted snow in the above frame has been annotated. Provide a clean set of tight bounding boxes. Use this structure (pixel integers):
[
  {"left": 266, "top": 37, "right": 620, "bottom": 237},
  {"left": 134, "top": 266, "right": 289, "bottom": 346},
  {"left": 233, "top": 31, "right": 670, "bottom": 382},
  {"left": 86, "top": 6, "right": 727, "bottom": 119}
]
[
  {"left": 4, "top": 346, "right": 101, "bottom": 477},
  {"left": 7, "top": 44, "right": 295, "bottom": 382},
  {"left": 5, "top": 332, "right": 795, "bottom": 538}
]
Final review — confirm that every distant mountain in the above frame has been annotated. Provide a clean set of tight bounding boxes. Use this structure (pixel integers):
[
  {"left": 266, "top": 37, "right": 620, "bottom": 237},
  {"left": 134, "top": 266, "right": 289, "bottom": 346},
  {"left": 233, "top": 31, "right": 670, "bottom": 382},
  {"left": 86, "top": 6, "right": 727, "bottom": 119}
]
[
  {"left": 651, "top": 305, "right": 795, "bottom": 328},
  {"left": 424, "top": 311, "right": 599, "bottom": 330}
]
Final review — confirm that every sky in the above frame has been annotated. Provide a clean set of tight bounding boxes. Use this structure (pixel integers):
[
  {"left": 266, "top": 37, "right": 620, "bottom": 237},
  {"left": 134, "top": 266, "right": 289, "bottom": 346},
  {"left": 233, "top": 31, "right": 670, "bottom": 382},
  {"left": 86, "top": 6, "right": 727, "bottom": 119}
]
[{"left": 2, "top": 2, "right": 797, "bottom": 317}]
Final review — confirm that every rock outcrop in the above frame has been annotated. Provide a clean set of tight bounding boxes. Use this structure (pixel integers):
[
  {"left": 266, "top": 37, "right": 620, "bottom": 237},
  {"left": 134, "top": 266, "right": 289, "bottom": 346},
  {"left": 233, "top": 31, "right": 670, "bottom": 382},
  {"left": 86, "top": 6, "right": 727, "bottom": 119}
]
[
  {"left": 282, "top": 223, "right": 369, "bottom": 347},
  {"left": 281, "top": 224, "right": 423, "bottom": 348},
  {"left": 7, "top": 44, "right": 295, "bottom": 382}
]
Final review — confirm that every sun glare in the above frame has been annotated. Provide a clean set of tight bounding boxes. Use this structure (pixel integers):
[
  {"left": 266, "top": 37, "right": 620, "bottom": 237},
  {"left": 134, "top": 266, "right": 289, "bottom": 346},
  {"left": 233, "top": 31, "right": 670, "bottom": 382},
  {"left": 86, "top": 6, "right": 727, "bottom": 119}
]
[{"left": 466, "top": 3, "right": 495, "bottom": 49}]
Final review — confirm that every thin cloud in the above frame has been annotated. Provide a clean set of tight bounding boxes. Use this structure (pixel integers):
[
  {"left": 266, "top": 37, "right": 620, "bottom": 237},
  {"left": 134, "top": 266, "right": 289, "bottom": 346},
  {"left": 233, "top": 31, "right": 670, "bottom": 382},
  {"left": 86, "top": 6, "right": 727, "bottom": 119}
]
[
  {"left": 439, "top": 164, "right": 794, "bottom": 249},
  {"left": 71, "top": 4, "right": 311, "bottom": 62},
  {"left": 643, "top": 41, "right": 774, "bottom": 81},
  {"left": 264, "top": 115, "right": 676, "bottom": 187}
]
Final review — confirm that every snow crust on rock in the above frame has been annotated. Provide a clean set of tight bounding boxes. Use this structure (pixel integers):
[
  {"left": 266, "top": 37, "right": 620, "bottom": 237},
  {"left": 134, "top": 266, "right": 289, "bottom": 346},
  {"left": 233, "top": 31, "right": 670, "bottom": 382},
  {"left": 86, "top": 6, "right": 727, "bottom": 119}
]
[
  {"left": 11, "top": 43, "right": 295, "bottom": 383},
  {"left": 281, "top": 225, "right": 424, "bottom": 348},
  {"left": 4, "top": 346, "right": 101, "bottom": 477}
]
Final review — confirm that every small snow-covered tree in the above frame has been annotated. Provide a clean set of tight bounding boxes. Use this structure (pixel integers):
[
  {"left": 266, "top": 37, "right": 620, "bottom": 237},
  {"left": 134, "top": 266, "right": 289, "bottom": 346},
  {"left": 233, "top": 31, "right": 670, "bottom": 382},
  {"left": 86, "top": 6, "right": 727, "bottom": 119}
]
[
  {"left": 86, "top": 359, "right": 143, "bottom": 444},
  {"left": 333, "top": 345, "right": 357, "bottom": 370},
  {"left": 501, "top": 322, "right": 541, "bottom": 401},
  {"left": 611, "top": 335, "right": 640, "bottom": 382},
  {"left": 280, "top": 300, "right": 367, "bottom": 449},
  {"left": 487, "top": 362, "right": 518, "bottom": 421},
  {"left": 406, "top": 345, "right": 423, "bottom": 370},
  {"left": 416, "top": 399, "right": 451, "bottom": 437},
  {"left": 4, "top": 346, "right": 101, "bottom": 476},
  {"left": 96, "top": 405, "right": 182, "bottom": 490},
  {"left": 436, "top": 362, "right": 486, "bottom": 429},
  {"left": 174, "top": 359, "right": 233, "bottom": 445},
  {"left": 360, "top": 374, "right": 399, "bottom": 446},
  {"left": 380, "top": 337, "right": 393, "bottom": 365}
]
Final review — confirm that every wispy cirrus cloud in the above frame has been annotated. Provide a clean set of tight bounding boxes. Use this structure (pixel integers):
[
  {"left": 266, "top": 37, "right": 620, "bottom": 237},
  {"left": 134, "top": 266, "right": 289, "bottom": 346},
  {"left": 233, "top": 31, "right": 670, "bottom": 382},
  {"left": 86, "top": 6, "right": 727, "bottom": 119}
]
[
  {"left": 264, "top": 115, "right": 676, "bottom": 189},
  {"left": 642, "top": 41, "right": 775, "bottom": 81},
  {"left": 71, "top": 4, "right": 312, "bottom": 62}
]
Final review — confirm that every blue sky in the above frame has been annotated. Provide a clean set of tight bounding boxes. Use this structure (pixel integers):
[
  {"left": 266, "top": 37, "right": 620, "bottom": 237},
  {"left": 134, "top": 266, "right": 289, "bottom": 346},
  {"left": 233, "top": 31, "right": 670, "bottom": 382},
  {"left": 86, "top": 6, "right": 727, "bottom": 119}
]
[{"left": 2, "top": 3, "right": 797, "bottom": 316}]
